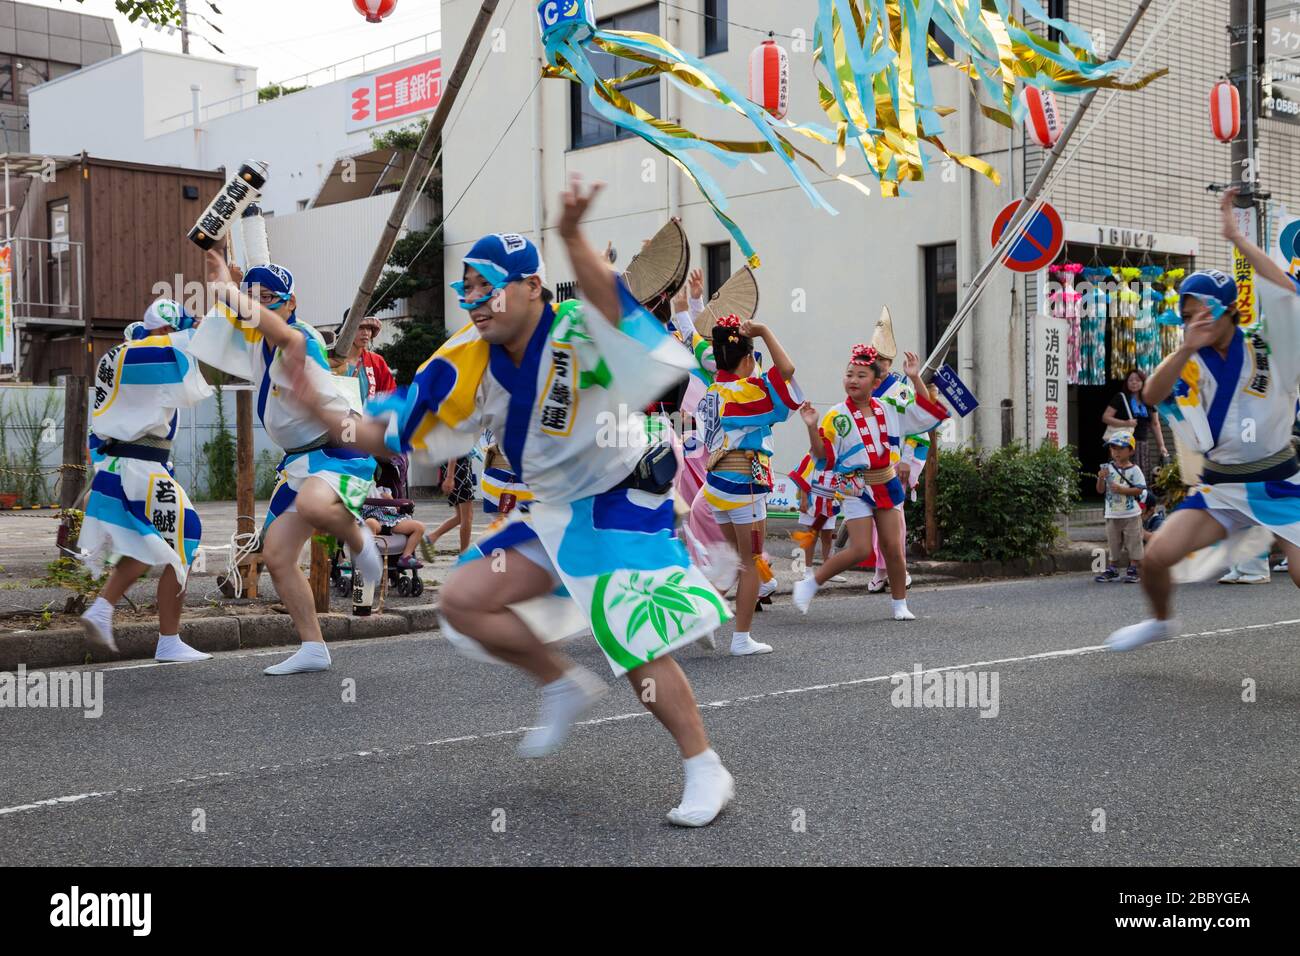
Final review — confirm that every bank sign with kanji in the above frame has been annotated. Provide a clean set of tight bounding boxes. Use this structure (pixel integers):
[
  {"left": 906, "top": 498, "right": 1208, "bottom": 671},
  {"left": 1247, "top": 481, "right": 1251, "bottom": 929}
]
[{"left": 347, "top": 56, "right": 442, "bottom": 132}]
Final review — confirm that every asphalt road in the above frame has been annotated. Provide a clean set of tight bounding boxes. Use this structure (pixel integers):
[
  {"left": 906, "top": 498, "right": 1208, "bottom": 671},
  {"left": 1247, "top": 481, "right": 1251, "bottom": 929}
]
[{"left": 1, "top": 572, "right": 1297, "bottom": 866}]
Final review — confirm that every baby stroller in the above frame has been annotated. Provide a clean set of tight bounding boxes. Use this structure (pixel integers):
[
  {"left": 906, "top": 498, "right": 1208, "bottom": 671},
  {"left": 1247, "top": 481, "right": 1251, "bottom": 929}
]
[{"left": 331, "top": 454, "right": 426, "bottom": 598}]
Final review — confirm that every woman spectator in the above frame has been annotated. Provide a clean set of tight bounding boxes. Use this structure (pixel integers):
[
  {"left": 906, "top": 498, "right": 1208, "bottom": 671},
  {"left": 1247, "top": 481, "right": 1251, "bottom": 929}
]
[{"left": 1103, "top": 369, "right": 1168, "bottom": 478}]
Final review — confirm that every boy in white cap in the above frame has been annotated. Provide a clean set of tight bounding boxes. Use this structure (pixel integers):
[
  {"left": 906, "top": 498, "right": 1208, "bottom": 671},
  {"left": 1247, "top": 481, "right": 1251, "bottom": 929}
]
[{"left": 1094, "top": 431, "right": 1146, "bottom": 584}]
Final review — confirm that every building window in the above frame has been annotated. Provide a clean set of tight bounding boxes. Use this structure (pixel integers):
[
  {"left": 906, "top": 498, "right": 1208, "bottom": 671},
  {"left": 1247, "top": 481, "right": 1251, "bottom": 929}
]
[
  {"left": 704, "top": 0, "right": 729, "bottom": 56},
  {"left": 0, "top": 57, "right": 55, "bottom": 103},
  {"left": 1047, "top": 0, "right": 1068, "bottom": 45},
  {"left": 570, "top": 5, "right": 661, "bottom": 150},
  {"left": 705, "top": 242, "right": 731, "bottom": 298},
  {"left": 924, "top": 244, "right": 959, "bottom": 369},
  {"left": 927, "top": 22, "right": 955, "bottom": 65}
]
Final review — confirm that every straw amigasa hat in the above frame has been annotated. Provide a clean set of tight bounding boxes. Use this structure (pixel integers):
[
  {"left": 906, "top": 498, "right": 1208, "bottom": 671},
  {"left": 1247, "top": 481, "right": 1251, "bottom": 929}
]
[
  {"left": 870, "top": 306, "right": 898, "bottom": 362},
  {"left": 623, "top": 219, "right": 690, "bottom": 309},
  {"left": 695, "top": 266, "right": 760, "bottom": 337}
]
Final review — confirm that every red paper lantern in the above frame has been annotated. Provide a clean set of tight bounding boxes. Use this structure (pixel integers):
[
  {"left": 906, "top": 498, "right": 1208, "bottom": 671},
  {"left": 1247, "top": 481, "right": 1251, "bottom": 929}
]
[
  {"left": 1210, "top": 80, "right": 1241, "bottom": 143},
  {"left": 353, "top": 0, "right": 397, "bottom": 23},
  {"left": 748, "top": 38, "right": 789, "bottom": 120},
  {"left": 1020, "top": 86, "right": 1062, "bottom": 148}
]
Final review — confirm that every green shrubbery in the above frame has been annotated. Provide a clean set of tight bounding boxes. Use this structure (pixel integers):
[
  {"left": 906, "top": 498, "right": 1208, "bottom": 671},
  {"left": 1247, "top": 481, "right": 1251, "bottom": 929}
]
[{"left": 905, "top": 442, "right": 1082, "bottom": 562}]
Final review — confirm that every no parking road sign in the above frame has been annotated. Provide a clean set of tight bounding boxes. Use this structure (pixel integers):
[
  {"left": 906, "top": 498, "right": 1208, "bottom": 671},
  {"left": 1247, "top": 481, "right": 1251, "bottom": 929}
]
[{"left": 991, "top": 200, "right": 1064, "bottom": 273}]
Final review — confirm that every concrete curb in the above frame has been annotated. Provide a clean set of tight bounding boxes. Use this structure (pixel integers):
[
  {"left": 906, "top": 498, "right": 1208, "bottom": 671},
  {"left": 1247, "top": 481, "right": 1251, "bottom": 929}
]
[
  {"left": 0, "top": 551, "right": 1094, "bottom": 671},
  {"left": 0, "top": 606, "right": 429, "bottom": 671}
]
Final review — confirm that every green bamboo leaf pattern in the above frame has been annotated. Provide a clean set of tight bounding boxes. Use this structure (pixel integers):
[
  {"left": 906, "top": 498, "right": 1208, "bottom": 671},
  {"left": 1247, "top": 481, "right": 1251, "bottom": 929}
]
[
  {"left": 648, "top": 603, "right": 669, "bottom": 645},
  {"left": 627, "top": 601, "right": 651, "bottom": 641},
  {"left": 608, "top": 592, "right": 626, "bottom": 609},
  {"left": 651, "top": 584, "right": 697, "bottom": 616}
]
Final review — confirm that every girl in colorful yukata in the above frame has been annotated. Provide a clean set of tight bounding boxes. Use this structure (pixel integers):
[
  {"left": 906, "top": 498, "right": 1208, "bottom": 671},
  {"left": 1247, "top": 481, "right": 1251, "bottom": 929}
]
[
  {"left": 792, "top": 345, "right": 950, "bottom": 620},
  {"left": 696, "top": 315, "right": 803, "bottom": 656},
  {"left": 297, "top": 177, "right": 736, "bottom": 827},
  {"left": 192, "top": 247, "right": 381, "bottom": 675},
  {"left": 1107, "top": 188, "right": 1300, "bottom": 652},
  {"left": 78, "top": 299, "right": 214, "bottom": 662}
]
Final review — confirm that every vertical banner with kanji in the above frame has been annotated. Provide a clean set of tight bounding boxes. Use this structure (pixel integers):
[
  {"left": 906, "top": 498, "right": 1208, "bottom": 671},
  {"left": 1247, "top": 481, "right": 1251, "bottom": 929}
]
[
  {"left": 1034, "top": 315, "right": 1069, "bottom": 449},
  {"left": 0, "top": 244, "right": 13, "bottom": 368},
  {"left": 1233, "top": 205, "right": 1257, "bottom": 326}
]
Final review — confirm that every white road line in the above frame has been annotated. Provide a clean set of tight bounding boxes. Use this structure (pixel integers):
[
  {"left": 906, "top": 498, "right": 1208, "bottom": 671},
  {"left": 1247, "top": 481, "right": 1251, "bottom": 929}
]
[{"left": 1, "top": 617, "right": 1295, "bottom": 820}]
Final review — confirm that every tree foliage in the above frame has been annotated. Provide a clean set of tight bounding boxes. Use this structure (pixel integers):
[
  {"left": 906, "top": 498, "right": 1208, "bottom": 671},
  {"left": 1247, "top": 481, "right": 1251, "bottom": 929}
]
[
  {"left": 66, "top": 1, "right": 182, "bottom": 26},
  {"left": 904, "top": 442, "right": 1082, "bottom": 562}
]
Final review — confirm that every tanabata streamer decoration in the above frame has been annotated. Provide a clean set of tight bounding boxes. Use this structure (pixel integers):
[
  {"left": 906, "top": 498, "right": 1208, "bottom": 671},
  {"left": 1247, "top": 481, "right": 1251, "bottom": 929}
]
[
  {"left": 539, "top": 1, "right": 1162, "bottom": 261},
  {"left": 1079, "top": 266, "right": 1110, "bottom": 386},
  {"left": 1158, "top": 268, "right": 1186, "bottom": 357},
  {"left": 1050, "top": 262, "right": 1083, "bottom": 383},
  {"left": 538, "top": 0, "right": 865, "bottom": 266},
  {"left": 1136, "top": 264, "right": 1165, "bottom": 374},
  {"left": 811, "top": 0, "right": 1166, "bottom": 196},
  {"left": 1111, "top": 266, "right": 1141, "bottom": 375}
]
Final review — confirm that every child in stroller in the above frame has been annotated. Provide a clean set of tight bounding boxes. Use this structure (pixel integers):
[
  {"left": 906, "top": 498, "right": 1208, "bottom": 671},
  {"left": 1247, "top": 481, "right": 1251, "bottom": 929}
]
[{"left": 332, "top": 456, "right": 427, "bottom": 598}]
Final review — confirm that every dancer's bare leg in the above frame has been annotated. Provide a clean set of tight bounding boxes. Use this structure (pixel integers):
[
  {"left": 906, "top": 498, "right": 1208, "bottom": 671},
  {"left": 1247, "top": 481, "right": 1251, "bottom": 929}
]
[
  {"left": 873, "top": 508, "right": 913, "bottom": 619},
  {"left": 80, "top": 557, "right": 149, "bottom": 654},
  {"left": 793, "top": 516, "right": 871, "bottom": 613},
  {"left": 456, "top": 501, "right": 474, "bottom": 553},
  {"left": 1106, "top": 508, "right": 1227, "bottom": 651},
  {"left": 723, "top": 518, "right": 771, "bottom": 654},
  {"left": 439, "top": 550, "right": 566, "bottom": 682},
  {"left": 1141, "top": 509, "right": 1228, "bottom": 620}
]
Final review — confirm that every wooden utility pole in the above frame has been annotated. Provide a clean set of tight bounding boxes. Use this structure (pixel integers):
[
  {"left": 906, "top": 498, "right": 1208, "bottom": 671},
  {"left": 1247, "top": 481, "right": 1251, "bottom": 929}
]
[
  {"left": 336, "top": 0, "right": 502, "bottom": 355},
  {"left": 924, "top": 429, "right": 940, "bottom": 556},
  {"left": 309, "top": 538, "right": 330, "bottom": 613},
  {"left": 59, "top": 377, "right": 87, "bottom": 509}
]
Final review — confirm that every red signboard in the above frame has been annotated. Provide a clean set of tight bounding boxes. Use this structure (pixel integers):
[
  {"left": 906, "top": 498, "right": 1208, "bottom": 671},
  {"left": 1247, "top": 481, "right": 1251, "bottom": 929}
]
[{"left": 348, "top": 57, "right": 442, "bottom": 131}]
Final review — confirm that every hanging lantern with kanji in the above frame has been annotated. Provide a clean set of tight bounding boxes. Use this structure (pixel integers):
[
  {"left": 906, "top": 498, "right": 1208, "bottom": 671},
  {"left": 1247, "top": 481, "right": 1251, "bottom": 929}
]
[
  {"left": 748, "top": 37, "right": 790, "bottom": 121},
  {"left": 353, "top": 0, "right": 398, "bottom": 23},
  {"left": 1210, "top": 80, "right": 1241, "bottom": 143},
  {"left": 1020, "top": 86, "right": 1062, "bottom": 148}
]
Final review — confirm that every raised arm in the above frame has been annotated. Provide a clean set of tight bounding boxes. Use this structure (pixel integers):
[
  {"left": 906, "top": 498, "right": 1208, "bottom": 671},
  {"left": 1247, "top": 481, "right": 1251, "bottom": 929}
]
[
  {"left": 741, "top": 321, "right": 795, "bottom": 381},
  {"left": 204, "top": 245, "right": 302, "bottom": 354},
  {"left": 1221, "top": 187, "right": 1295, "bottom": 292},
  {"left": 557, "top": 175, "right": 622, "bottom": 328}
]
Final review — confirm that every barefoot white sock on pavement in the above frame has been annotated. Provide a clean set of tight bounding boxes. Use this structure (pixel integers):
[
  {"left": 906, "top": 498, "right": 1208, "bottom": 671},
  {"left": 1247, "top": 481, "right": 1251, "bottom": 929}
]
[
  {"left": 667, "top": 749, "right": 734, "bottom": 827},
  {"left": 351, "top": 526, "right": 383, "bottom": 584},
  {"left": 892, "top": 599, "right": 915, "bottom": 621},
  {"left": 263, "top": 641, "right": 332, "bottom": 676},
  {"left": 155, "top": 634, "right": 211, "bottom": 663},
  {"left": 757, "top": 577, "right": 778, "bottom": 599},
  {"left": 518, "top": 666, "right": 607, "bottom": 758},
  {"left": 80, "top": 597, "right": 118, "bottom": 654},
  {"left": 730, "top": 630, "right": 772, "bottom": 656},
  {"left": 1105, "top": 618, "right": 1180, "bottom": 652},
  {"left": 792, "top": 575, "right": 819, "bottom": 613}
]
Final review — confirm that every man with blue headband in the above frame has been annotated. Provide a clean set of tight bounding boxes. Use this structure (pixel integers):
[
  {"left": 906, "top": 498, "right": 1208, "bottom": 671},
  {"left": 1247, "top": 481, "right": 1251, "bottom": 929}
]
[
  {"left": 1108, "top": 188, "right": 1300, "bottom": 652},
  {"left": 301, "top": 175, "right": 737, "bottom": 827},
  {"left": 195, "top": 246, "right": 381, "bottom": 676},
  {"left": 79, "top": 298, "right": 214, "bottom": 663}
]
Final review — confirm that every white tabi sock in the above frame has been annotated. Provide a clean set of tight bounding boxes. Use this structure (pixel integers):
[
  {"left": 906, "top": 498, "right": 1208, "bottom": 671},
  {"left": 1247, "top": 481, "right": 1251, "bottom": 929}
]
[
  {"left": 263, "top": 641, "right": 332, "bottom": 676},
  {"left": 892, "top": 599, "right": 915, "bottom": 621},
  {"left": 667, "top": 749, "right": 735, "bottom": 827},
  {"left": 80, "top": 596, "right": 118, "bottom": 654},
  {"left": 730, "top": 631, "right": 773, "bottom": 656},
  {"left": 517, "top": 666, "right": 608, "bottom": 758},
  {"left": 155, "top": 634, "right": 212, "bottom": 663},
  {"left": 351, "top": 525, "right": 383, "bottom": 585}
]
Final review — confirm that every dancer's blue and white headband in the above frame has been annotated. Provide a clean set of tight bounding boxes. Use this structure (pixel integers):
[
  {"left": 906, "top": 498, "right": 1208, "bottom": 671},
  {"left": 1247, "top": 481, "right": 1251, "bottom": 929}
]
[
  {"left": 241, "top": 264, "right": 295, "bottom": 309},
  {"left": 1178, "top": 270, "right": 1236, "bottom": 320},
  {"left": 451, "top": 233, "right": 547, "bottom": 310}
]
